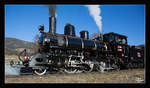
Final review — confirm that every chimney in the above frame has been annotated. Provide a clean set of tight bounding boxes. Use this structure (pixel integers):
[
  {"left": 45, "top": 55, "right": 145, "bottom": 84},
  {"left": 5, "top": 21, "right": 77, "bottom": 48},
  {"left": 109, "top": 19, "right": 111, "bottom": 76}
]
[{"left": 49, "top": 16, "right": 56, "bottom": 34}]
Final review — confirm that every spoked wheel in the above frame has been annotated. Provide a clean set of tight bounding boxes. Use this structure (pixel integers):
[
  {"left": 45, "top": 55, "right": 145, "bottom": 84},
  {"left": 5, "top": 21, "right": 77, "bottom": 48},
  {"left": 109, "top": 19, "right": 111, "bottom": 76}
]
[
  {"left": 140, "top": 63, "right": 144, "bottom": 68},
  {"left": 112, "top": 63, "right": 120, "bottom": 70},
  {"left": 116, "top": 64, "right": 121, "bottom": 71},
  {"left": 132, "top": 63, "right": 136, "bottom": 68},
  {"left": 64, "top": 67, "right": 77, "bottom": 73},
  {"left": 96, "top": 62, "right": 106, "bottom": 73},
  {"left": 83, "top": 64, "right": 94, "bottom": 72},
  {"left": 138, "top": 63, "right": 141, "bottom": 68},
  {"left": 76, "top": 68, "right": 84, "bottom": 73},
  {"left": 34, "top": 68, "right": 47, "bottom": 75},
  {"left": 130, "top": 63, "right": 133, "bottom": 69},
  {"left": 127, "top": 63, "right": 131, "bottom": 69}
]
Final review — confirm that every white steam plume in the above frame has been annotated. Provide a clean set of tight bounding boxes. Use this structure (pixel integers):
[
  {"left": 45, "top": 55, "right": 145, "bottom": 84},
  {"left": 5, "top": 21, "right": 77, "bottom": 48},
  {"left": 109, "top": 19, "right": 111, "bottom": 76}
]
[
  {"left": 5, "top": 63, "right": 20, "bottom": 75},
  {"left": 85, "top": 5, "right": 103, "bottom": 33}
]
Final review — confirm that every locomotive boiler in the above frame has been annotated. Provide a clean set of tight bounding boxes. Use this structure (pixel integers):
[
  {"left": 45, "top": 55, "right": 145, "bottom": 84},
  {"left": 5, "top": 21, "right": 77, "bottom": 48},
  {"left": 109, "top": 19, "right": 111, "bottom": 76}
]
[{"left": 10, "top": 13, "right": 144, "bottom": 75}]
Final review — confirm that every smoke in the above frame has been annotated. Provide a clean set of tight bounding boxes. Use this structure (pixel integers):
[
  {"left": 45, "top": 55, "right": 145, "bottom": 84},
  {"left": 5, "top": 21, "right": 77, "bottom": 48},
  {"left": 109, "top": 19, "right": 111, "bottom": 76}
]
[
  {"left": 49, "top": 5, "right": 57, "bottom": 17},
  {"left": 5, "top": 63, "right": 20, "bottom": 75},
  {"left": 85, "top": 5, "right": 103, "bottom": 33}
]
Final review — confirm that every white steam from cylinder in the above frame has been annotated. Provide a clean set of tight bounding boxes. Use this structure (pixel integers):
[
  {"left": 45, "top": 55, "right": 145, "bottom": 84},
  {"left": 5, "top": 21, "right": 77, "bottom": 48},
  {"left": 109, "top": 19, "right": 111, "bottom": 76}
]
[
  {"left": 85, "top": 5, "right": 103, "bottom": 34},
  {"left": 5, "top": 63, "right": 20, "bottom": 75}
]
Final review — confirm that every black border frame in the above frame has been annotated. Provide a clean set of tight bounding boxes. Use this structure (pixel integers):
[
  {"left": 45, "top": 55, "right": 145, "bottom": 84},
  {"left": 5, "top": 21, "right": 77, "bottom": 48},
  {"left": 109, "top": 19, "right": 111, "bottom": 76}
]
[{"left": 0, "top": 0, "right": 149, "bottom": 88}]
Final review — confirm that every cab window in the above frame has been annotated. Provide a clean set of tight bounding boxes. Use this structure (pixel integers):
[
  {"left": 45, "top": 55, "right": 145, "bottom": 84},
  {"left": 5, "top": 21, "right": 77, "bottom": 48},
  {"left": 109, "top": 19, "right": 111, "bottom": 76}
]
[
  {"left": 109, "top": 35, "right": 113, "bottom": 42},
  {"left": 115, "top": 36, "right": 118, "bottom": 43},
  {"left": 122, "top": 38, "right": 126, "bottom": 44}
]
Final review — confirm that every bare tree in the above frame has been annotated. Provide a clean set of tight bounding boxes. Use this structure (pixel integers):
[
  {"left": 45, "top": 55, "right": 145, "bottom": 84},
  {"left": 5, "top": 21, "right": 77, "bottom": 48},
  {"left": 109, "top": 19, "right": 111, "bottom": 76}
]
[
  {"left": 90, "top": 30, "right": 100, "bottom": 39},
  {"left": 90, "top": 30, "right": 103, "bottom": 41}
]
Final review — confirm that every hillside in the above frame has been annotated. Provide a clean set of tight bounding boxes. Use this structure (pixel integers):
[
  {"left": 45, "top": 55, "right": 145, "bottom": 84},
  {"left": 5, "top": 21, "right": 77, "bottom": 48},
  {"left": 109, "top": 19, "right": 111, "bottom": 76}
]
[
  {"left": 5, "top": 37, "right": 37, "bottom": 55},
  {"left": 137, "top": 44, "right": 145, "bottom": 48},
  {"left": 5, "top": 38, "right": 33, "bottom": 49}
]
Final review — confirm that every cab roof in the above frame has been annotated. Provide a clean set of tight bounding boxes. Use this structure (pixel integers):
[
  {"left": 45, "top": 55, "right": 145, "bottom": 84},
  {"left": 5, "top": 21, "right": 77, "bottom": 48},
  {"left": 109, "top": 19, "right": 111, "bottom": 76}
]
[{"left": 103, "top": 32, "right": 127, "bottom": 38}]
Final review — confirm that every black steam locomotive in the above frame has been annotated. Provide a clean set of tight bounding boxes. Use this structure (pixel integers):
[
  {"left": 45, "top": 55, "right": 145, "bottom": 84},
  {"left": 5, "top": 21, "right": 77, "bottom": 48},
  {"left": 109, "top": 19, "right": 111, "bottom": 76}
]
[{"left": 10, "top": 16, "right": 144, "bottom": 75}]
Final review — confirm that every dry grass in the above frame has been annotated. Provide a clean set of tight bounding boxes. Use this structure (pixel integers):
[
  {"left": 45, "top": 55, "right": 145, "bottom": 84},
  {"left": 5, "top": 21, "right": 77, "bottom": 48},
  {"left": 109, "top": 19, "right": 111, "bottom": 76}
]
[
  {"left": 5, "top": 69, "right": 145, "bottom": 83},
  {"left": 5, "top": 55, "right": 18, "bottom": 59},
  {"left": 5, "top": 55, "right": 19, "bottom": 63}
]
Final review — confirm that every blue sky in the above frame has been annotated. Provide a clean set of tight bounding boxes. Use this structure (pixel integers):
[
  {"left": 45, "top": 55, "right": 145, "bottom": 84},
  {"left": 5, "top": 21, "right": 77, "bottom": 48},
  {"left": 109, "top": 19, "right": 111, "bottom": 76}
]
[{"left": 5, "top": 5, "right": 145, "bottom": 46}]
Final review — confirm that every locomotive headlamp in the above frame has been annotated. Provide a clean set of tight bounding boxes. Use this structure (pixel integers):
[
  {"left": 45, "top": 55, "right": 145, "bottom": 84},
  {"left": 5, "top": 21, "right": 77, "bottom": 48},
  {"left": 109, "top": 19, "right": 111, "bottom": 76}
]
[
  {"left": 38, "top": 25, "right": 44, "bottom": 32},
  {"left": 44, "top": 38, "right": 50, "bottom": 42}
]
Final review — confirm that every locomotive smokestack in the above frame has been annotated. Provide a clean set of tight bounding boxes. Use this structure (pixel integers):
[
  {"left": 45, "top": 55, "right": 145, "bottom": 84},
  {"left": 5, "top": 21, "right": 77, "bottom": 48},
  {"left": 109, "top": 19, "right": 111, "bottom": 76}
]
[
  {"left": 49, "top": 16, "right": 56, "bottom": 34},
  {"left": 48, "top": 5, "right": 57, "bottom": 34}
]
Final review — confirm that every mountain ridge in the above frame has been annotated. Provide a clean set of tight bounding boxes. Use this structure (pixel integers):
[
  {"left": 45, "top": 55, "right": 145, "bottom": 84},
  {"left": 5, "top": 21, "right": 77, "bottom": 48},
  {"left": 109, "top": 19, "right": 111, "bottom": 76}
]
[{"left": 5, "top": 37, "right": 37, "bottom": 55}]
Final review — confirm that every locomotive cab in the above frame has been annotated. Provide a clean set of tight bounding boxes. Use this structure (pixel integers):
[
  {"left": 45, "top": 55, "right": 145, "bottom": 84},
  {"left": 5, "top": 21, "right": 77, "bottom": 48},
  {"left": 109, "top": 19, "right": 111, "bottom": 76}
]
[
  {"left": 103, "top": 32, "right": 127, "bottom": 45},
  {"left": 103, "top": 32, "right": 130, "bottom": 68}
]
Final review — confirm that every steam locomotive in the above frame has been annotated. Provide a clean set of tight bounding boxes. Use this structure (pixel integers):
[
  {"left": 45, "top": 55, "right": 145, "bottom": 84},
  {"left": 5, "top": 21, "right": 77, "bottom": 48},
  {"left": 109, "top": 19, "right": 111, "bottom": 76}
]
[{"left": 10, "top": 16, "right": 144, "bottom": 75}]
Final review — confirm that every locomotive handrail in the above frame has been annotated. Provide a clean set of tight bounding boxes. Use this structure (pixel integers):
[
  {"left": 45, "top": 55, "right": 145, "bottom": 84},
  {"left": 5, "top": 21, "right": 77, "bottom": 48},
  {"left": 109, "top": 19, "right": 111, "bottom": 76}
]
[{"left": 18, "top": 49, "right": 27, "bottom": 61}]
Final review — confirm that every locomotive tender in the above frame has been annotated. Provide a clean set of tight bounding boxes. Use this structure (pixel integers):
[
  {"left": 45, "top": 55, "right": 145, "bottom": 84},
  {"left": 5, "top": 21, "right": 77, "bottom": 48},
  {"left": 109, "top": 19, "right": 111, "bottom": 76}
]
[{"left": 10, "top": 15, "right": 144, "bottom": 75}]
